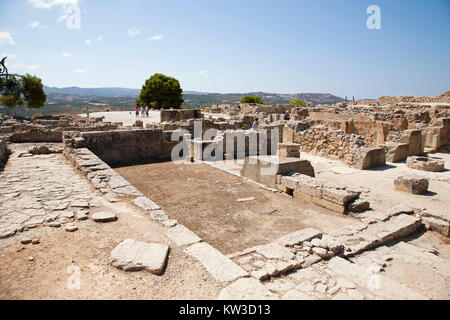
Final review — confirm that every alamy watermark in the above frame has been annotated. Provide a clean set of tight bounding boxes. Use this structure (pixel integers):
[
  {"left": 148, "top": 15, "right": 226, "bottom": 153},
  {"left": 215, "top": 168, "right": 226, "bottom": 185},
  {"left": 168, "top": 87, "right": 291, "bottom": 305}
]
[
  {"left": 367, "top": 5, "right": 381, "bottom": 30},
  {"left": 66, "top": 265, "right": 81, "bottom": 290}
]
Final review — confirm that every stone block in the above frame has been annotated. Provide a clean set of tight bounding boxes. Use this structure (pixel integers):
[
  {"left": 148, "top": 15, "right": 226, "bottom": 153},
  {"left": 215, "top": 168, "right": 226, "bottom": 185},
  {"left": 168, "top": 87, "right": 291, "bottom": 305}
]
[{"left": 394, "top": 174, "right": 429, "bottom": 194}]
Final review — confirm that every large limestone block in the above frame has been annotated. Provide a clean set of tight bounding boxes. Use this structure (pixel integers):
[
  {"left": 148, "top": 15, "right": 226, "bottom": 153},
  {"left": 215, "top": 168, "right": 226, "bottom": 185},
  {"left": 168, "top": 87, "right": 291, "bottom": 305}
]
[
  {"left": 384, "top": 142, "right": 409, "bottom": 163},
  {"left": 348, "top": 147, "right": 386, "bottom": 170},
  {"left": 400, "top": 129, "right": 424, "bottom": 156},
  {"left": 110, "top": 238, "right": 169, "bottom": 274},
  {"left": 184, "top": 242, "right": 248, "bottom": 282},
  {"left": 394, "top": 174, "right": 429, "bottom": 194},
  {"left": 218, "top": 278, "right": 278, "bottom": 300}
]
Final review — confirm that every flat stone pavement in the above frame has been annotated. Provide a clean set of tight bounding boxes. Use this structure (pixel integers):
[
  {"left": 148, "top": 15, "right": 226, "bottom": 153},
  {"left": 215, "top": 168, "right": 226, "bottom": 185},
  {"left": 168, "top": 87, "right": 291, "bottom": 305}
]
[
  {"left": 0, "top": 144, "right": 106, "bottom": 239},
  {"left": 79, "top": 111, "right": 160, "bottom": 127}
]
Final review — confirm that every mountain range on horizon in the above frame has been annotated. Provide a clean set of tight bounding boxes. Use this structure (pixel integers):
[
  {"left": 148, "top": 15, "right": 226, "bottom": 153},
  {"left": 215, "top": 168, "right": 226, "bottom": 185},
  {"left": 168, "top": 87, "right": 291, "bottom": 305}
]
[{"left": 43, "top": 86, "right": 347, "bottom": 106}]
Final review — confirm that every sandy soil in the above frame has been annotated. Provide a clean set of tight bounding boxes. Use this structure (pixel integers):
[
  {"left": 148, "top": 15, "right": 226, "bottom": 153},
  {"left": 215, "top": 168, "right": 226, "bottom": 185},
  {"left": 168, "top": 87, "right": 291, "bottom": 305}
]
[
  {"left": 115, "top": 162, "right": 357, "bottom": 255},
  {"left": 0, "top": 201, "right": 224, "bottom": 300}
]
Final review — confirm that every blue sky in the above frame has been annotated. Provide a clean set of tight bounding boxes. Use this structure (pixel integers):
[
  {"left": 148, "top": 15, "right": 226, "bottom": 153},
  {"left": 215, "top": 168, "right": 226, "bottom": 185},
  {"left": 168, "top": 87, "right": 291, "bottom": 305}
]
[{"left": 0, "top": 0, "right": 449, "bottom": 98}]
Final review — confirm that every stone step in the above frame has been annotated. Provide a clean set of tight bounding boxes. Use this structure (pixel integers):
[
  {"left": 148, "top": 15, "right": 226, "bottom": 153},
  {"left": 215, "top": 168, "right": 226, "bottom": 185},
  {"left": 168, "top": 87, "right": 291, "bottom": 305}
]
[{"left": 185, "top": 242, "right": 248, "bottom": 282}]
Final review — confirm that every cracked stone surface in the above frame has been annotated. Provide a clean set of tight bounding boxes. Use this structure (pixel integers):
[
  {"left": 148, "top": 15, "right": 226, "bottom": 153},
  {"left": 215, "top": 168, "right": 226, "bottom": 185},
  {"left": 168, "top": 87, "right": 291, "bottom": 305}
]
[{"left": 0, "top": 144, "right": 107, "bottom": 239}]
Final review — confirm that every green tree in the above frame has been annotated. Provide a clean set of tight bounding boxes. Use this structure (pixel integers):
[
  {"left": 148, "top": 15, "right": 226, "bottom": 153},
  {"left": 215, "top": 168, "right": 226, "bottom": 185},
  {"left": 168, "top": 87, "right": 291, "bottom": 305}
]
[
  {"left": 0, "top": 74, "right": 46, "bottom": 109},
  {"left": 240, "top": 95, "right": 263, "bottom": 104},
  {"left": 290, "top": 99, "right": 306, "bottom": 106},
  {"left": 137, "top": 73, "right": 183, "bottom": 109}
]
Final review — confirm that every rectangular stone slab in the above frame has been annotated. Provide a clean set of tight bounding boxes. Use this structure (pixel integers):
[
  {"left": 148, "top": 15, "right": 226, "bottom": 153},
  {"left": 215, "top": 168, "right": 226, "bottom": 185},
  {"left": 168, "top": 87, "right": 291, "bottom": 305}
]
[
  {"left": 276, "top": 228, "right": 322, "bottom": 247},
  {"left": 185, "top": 242, "right": 248, "bottom": 282},
  {"left": 167, "top": 224, "right": 201, "bottom": 246}
]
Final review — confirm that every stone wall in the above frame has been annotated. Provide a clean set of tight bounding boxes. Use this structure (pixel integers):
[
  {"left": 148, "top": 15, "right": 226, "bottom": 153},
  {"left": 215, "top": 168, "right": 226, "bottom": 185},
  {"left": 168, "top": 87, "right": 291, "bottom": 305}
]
[
  {"left": 160, "top": 109, "right": 202, "bottom": 122},
  {"left": 63, "top": 129, "right": 178, "bottom": 166},
  {"left": 293, "top": 130, "right": 366, "bottom": 160},
  {"left": 239, "top": 104, "right": 292, "bottom": 115}
]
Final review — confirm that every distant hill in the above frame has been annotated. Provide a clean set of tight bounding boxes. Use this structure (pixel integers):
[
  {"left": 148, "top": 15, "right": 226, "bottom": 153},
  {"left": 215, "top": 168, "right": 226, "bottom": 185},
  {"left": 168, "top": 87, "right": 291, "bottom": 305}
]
[{"left": 43, "top": 86, "right": 344, "bottom": 106}]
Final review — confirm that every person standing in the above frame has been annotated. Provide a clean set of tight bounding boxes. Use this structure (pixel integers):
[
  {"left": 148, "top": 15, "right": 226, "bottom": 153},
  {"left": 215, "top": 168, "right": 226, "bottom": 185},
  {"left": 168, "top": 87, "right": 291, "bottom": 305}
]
[
  {"left": 251, "top": 118, "right": 260, "bottom": 131},
  {"left": 145, "top": 106, "right": 149, "bottom": 118},
  {"left": 86, "top": 107, "right": 89, "bottom": 120},
  {"left": 135, "top": 107, "right": 139, "bottom": 118}
]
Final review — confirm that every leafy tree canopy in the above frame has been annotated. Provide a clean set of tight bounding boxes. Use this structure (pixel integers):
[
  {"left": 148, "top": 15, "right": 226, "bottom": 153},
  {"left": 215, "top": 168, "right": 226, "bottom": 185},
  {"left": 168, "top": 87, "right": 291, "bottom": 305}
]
[
  {"left": 240, "top": 95, "right": 263, "bottom": 104},
  {"left": 0, "top": 73, "right": 47, "bottom": 109},
  {"left": 137, "top": 73, "right": 183, "bottom": 109},
  {"left": 290, "top": 99, "right": 307, "bottom": 106}
]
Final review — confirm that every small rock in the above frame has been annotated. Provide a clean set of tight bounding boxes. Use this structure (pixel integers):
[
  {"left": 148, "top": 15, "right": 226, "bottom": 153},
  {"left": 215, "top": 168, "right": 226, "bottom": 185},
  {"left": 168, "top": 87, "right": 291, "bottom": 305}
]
[
  {"left": 91, "top": 212, "right": 117, "bottom": 222},
  {"left": 48, "top": 222, "right": 61, "bottom": 228},
  {"left": 31, "top": 239, "right": 40, "bottom": 245},
  {"left": 28, "top": 256, "right": 34, "bottom": 261},
  {"left": 260, "top": 208, "right": 277, "bottom": 215},
  {"left": 237, "top": 197, "right": 256, "bottom": 202},
  {"left": 65, "top": 224, "right": 78, "bottom": 232},
  {"left": 20, "top": 237, "right": 32, "bottom": 244},
  {"left": 76, "top": 210, "right": 89, "bottom": 221},
  {"left": 312, "top": 247, "right": 328, "bottom": 258}
]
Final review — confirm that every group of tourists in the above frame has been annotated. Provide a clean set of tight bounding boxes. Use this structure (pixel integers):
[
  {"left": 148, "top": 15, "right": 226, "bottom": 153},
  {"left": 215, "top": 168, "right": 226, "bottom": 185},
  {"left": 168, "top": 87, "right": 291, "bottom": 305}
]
[
  {"left": 135, "top": 106, "right": 150, "bottom": 118},
  {"left": 251, "top": 111, "right": 291, "bottom": 131}
]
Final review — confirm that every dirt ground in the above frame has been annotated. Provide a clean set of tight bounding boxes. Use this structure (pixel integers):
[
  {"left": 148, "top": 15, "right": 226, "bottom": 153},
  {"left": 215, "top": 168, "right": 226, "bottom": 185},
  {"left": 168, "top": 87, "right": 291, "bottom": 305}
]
[
  {"left": 0, "top": 200, "right": 224, "bottom": 300},
  {"left": 115, "top": 162, "right": 356, "bottom": 255}
]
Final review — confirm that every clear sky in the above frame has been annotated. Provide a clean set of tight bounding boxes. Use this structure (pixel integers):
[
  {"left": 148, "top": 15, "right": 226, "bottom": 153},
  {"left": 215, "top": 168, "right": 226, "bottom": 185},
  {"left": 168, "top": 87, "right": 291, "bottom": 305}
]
[{"left": 0, "top": 0, "right": 449, "bottom": 98}]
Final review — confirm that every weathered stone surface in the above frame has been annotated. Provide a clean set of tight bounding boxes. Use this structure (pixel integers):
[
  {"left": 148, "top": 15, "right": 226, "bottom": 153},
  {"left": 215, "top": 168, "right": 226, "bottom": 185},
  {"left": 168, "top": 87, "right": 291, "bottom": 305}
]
[
  {"left": 167, "top": 224, "right": 201, "bottom": 246},
  {"left": 185, "top": 242, "right": 248, "bottom": 282},
  {"left": 276, "top": 228, "right": 322, "bottom": 247},
  {"left": 255, "top": 242, "right": 295, "bottom": 260},
  {"left": 384, "top": 142, "right": 409, "bottom": 163},
  {"left": 133, "top": 196, "right": 161, "bottom": 211},
  {"left": 327, "top": 257, "right": 427, "bottom": 299},
  {"left": 394, "top": 174, "right": 429, "bottom": 194},
  {"left": 91, "top": 212, "right": 117, "bottom": 222},
  {"left": 422, "top": 216, "right": 450, "bottom": 237},
  {"left": 406, "top": 156, "right": 445, "bottom": 172},
  {"left": 348, "top": 199, "right": 370, "bottom": 213},
  {"left": 346, "top": 147, "right": 386, "bottom": 170},
  {"left": 110, "top": 238, "right": 169, "bottom": 274},
  {"left": 282, "top": 289, "right": 314, "bottom": 300},
  {"left": 218, "top": 278, "right": 278, "bottom": 300}
]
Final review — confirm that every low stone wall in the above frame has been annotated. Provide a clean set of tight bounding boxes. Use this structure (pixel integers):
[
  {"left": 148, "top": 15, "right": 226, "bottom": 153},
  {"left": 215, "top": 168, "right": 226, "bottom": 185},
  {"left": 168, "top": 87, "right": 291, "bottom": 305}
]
[
  {"left": 3, "top": 123, "right": 119, "bottom": 143},
  {"left": 160, "top": 109, "right": 202, "bottom": 122},
  {"left": 294, "top": 130, "right": 366, "bottom": 160},
  {"left": 63, "top": 129, "right": 178, "bottom": 166},
  {"left": 240, "top": 104, "right": 292, "bottom": 115},
  {"left": 278, "top": 173, "right": 363, "bottom": 214}
]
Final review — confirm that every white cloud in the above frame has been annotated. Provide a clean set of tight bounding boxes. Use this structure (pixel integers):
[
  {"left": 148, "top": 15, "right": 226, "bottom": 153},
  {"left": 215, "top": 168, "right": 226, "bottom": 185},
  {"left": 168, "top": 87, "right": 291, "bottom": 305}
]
[
  {"left": 27, "top": 21, "right": 52, "bottom": 30},
  {"left": 128, "top": 28, "right": 140, "bottom": 37},
  {"left": 57, "top": 14, "right": 68, "bottom": 22},
  {"left": 12, "top": 62, "right": 40, "bottom": 70},
  {"left": 75, "top": 69, "right": 86, "bottom": 73},
  {"left": 61, "top": 51, "right": 72, "bottom": 58},
  {"left": 27, "top": 21, "right": 40, "bottom": 29},
  {"left": 28, "top": 0, "right": 78, "bottom": 9},
  {"left": 199, "top": 70, "right": 207, "bottom": 74},
  {"left": 85, "top": 36, "right": 103, "bottom": 46},
  {"left": 149, "top": 35, "right": 163, "bottom": 41},
  {"left": 0, "top": 31, "right": 15, "bottom": 45}
]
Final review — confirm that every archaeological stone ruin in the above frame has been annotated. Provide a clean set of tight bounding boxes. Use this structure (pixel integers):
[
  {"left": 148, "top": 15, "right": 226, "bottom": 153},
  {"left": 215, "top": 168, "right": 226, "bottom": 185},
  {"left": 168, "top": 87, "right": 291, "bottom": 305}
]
[{"left": 0, "top": 95, "right": 449, "bottom": 301}]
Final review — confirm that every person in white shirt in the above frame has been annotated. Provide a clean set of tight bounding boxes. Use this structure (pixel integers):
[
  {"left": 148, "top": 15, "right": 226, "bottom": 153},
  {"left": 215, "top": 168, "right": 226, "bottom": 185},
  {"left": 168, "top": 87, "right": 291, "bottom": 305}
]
[{"left": 252, "top": 118, "right": 259, "bottom": 131}]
